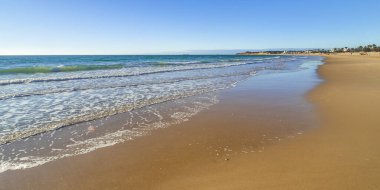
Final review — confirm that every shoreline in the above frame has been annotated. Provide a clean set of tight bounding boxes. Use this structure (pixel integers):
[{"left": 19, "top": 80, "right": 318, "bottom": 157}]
[
  {"left": 0, "top": 57, "right": 323, "bottom": 189},
  {"left": 1, "top": 55, "right": 380, "bottom": 189},
  {"left": 0, "top": 55, "right": 315, "bottom": 173}
]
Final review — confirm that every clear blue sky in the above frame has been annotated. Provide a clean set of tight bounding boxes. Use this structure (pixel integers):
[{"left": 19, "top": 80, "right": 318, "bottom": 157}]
[{"left": 1, "top": 0, "right": 379, "bottom": 55}]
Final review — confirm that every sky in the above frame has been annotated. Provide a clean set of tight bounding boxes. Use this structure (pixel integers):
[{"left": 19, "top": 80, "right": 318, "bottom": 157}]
[{"left": 0, "top": 0, "right": 380, "bottom": 55}]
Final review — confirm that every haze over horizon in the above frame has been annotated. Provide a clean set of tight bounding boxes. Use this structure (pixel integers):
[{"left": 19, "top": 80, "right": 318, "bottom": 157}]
[{"left": 1, "top": 0, "right": 379, "bottom": 55}]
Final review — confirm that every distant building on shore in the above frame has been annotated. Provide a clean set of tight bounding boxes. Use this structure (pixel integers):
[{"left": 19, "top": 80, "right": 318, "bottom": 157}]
[{"left": 237, "top": 44, "right": 379, "bottom": 55}]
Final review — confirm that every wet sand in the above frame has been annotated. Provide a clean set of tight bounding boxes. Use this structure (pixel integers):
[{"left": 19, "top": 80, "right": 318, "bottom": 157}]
[{"left": 2, "top": 55, "right": 380, "bottom": 189}]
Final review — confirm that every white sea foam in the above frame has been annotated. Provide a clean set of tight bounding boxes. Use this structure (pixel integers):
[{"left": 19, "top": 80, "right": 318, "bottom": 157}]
[{"left": 0, "top": 93, "right": 219, "bottom": 173}]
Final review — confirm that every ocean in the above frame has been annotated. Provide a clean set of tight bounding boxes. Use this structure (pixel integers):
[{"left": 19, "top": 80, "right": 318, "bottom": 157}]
[{"left": 0, "top": 55, "right": 322, "bottom": 172}]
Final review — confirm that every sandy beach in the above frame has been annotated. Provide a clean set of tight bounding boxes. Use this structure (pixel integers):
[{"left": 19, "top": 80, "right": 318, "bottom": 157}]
[
  {"left": 1, "top": 1, "right": 380, "bottom": 189},
  {"left": 1, "top": 55, "right": 380, "bottom": 189}
]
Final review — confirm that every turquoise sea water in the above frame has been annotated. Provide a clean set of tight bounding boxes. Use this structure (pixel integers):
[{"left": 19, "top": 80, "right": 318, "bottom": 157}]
[{"left": 0, "top": 55, "right": 322, "bottom": 172}]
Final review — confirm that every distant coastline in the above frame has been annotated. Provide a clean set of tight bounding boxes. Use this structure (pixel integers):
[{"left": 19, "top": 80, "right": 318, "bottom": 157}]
[
  {"left": 237, "top": 44, "right": 380, "bottom": 56},
  {"left": 237, "top": 51, "right": 380, "bottom": 56}
]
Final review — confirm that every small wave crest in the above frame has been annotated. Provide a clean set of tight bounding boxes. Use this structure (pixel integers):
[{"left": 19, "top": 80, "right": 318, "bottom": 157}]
[
  {"left": 0, "top": 61, "right": 258, "bottom": 86},
  {"left": 0, "top": 64, "right": 124, "bottom": 74},
  {"left": 0, "top": 72, "right": 254, "bottom": 101}
]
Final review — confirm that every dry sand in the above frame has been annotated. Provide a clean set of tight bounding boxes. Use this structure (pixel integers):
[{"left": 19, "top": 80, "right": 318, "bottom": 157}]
[
  {"left": 153, "top": 55, "right": 380, "bottom": 190},
  {"left": 1, "top": 55, "right": 380, "bottom": 190}
]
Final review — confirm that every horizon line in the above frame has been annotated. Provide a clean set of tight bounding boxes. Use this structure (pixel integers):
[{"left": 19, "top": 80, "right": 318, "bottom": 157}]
[{"left": 0, "top": 47, "right": 334, "bottom": 56}]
